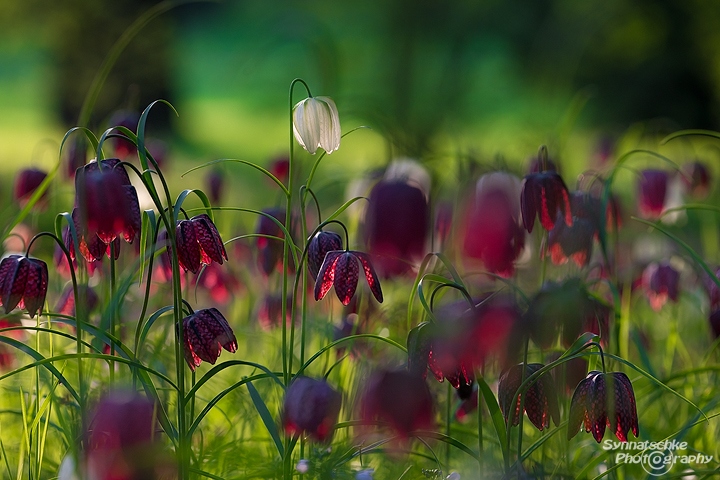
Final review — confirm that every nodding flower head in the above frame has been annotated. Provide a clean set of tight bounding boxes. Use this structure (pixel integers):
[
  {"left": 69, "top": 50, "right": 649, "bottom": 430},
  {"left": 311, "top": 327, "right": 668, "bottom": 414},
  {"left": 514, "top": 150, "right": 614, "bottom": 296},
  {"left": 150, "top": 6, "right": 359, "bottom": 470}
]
[
  {"left": 73, "top": 158, "right": 141, "bottom": 250},
  {"left": 181, "top": 308, "right": 237, "bottom": 371},
  {"left": 13, "top": 168, "right": 48, "bottom": 208},
  {"left": 568, "top": 371, "right": 639, "bottom": 443},
  {"left": 498, "top": 363, "right": 560, "bottom": 432},
  {"left": 521, "top": 170, "right": 573, "bottom": 233},
  {"left": 463, "top": 172, "right": 525, "bottom": 278},
  {"left": 363, "top": 179, "right": 429, "bottom": 278},
  {"left": 637, "top": 169, "right": 669, "bottom": 219},
  {"left": 307, "top": 230, "right": 343, "bottom": 281},
  {"left": 407, "top": 321, "right": 474, "bottom": 400},
  {"left": 641, "top": 261, "right": 680, "bottom": 311},
  {"left": 314, "top": 250, "right": 383, "bottom": 306},
  {"left": 0, "top": 254, "right": 48, "bottom": 318},
  {"left": 86, "top": 389, "right": 160, "bottom": 480},
  {"left": 360, "top": 368, "right": 434, "bottom": 438},
  {"left": 171, "top": 214, "right": 228, "bottom": 274},
  {"left": 282, "top": 376, "right": 342, "bottom": 443},
  {"left": 293, "top": 96, "right": 341, "bottom": 155},
  {"left": 681, "top": 161, "right": 711, "bottom": 199}
]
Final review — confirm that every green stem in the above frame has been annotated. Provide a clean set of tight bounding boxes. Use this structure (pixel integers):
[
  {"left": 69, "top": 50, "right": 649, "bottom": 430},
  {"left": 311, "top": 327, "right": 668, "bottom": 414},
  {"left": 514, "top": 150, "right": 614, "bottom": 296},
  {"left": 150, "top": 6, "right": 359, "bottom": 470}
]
[{"left": 109, "top": 241, "right": 117, "bottom": 384}]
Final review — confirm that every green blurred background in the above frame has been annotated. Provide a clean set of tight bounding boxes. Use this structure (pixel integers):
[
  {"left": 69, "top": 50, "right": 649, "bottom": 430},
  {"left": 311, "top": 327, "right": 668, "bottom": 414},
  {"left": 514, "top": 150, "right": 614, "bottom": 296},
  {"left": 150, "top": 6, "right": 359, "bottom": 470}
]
[{"left": 2, "top": 0, "right": 720, "bottom": 184}]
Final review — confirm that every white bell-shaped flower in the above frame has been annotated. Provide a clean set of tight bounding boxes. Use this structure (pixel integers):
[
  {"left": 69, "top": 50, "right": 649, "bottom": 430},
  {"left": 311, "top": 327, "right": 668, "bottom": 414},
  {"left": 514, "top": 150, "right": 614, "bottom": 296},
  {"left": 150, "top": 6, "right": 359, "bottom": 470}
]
[{"left": 292, "top": 96, "right": 341, "bottom": 154}]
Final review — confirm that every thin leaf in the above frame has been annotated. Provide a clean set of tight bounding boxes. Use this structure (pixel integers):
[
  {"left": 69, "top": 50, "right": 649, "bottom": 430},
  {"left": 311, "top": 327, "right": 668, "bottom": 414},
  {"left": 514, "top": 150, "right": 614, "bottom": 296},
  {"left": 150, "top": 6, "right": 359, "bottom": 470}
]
[
  {"left": 246, "top": 381, "right": 284, "bottom": 456},
  {"left": 323, "top": 196, "right": 367, "bottom": 224},
  {"left": 0, "top": 338, "right": 78, "bottom": 403},
  {"left": 477, "top": 375, "right": 508, "bottom": 466}
]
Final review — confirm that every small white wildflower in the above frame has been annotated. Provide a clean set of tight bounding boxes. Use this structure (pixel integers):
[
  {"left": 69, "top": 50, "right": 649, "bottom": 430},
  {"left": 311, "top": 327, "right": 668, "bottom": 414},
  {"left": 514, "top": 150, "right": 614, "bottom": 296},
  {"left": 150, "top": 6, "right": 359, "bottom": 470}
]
[
  {"left": 355, "top": 468, "right": 374, "bottom": 480},
  {"left": 296, "top": 459, "right": 310, "bottom": 474},
  {"left": 292, "top": 96, "right": 341, "bottom": 154}
]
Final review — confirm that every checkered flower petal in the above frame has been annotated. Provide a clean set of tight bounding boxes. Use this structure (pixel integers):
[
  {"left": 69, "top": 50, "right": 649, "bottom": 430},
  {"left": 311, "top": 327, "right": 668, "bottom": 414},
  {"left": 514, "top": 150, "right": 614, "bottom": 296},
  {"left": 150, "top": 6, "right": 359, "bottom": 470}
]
[
  {"left": 176, "top": 219, "right": 202, "bottom": 274},
  {"left": 181, "top": 308, "right": 237, "bottom": 371},
  {"left": 193, "top": 214, "right": 228, "bottom": 265},
  {"left": 307, "top": 231, "right": 343, "bottom": 280}
]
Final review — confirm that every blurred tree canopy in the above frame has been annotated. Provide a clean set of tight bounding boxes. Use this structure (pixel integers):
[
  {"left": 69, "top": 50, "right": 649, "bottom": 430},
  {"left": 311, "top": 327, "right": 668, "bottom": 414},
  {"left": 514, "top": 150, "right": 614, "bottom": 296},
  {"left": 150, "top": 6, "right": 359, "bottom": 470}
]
[{"left": 2, "top": 0, "right": 720, "bottom": 154}]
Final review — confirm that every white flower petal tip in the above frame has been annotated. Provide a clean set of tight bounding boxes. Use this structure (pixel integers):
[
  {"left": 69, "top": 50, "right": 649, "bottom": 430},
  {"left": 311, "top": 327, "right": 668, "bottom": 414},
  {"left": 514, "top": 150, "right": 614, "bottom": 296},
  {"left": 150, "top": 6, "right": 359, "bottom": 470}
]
[{"left": 293, "top": 96, "right": 341, "bottom": 154}]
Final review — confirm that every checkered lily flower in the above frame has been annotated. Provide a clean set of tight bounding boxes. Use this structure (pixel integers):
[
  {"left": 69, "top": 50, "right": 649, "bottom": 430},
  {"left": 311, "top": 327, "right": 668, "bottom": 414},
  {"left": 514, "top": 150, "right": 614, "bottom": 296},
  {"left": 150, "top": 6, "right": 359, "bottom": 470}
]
[
  {"left": 170, "top": 214, "right": 228, "bottom": 274},
  {"left": 0, "top": 255, "right": 48, "bottom": 318},
  {"left": 314, "top": 250, "right": 383, "bottom": 305},
  {"left": 568, "top": 371, "right": 639, "bottom": 442},
  {"left": 498, "top": 363, "right": 560, "bottom": 431},
  {"left": 282, "top": 376, "right": 342, "bottom": 443},
  {"left": 181, "top": 308, "right": 237, "bottom": 371},
  {"left": 520, "top": 171, "right": 573, "bottom": 233},
  {"left": 74, "top": 158, "right": 141, "bottom": 247},
  {"left": 637, "top": 169, "right": 669, "bottom": 219},
  {"left": 307, "top": 230, "right": 343, "bottom": 281}
]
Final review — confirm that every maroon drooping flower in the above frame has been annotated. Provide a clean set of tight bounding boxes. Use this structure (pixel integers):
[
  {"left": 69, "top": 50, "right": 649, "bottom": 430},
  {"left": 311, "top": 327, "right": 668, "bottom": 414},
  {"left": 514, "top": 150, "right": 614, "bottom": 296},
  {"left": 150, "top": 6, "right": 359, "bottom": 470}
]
[
  {"left": 548, "top": 191, "right": 605, "bottom": 267},
  {"left": 641, "top": 261, "right": 680, "bottom": 311},
  {"left": 407, "top": 321, "right": 474, "bottom": 400},
  {"left": 106, "top": 110, "right": 140, "bottom": 159},
  {"left": 360, "top": 368, "right": 434, "bottom": 438},
  {"left": 55, "top": 285, "right": 99, "bottom": 316},
  {"left": 256, "top": 207, "right": 294, "bottom": 276},
  {"left": 703, "top": 268, "right": 720, "bottom": 338},
  {"left": 681, "top": 161, "right": 711, "bottom": 199},
  {"left": 86, "top": 390, "right": 161, "bottom": 480},
  {"left": 13, "top": 168, "right": 48, "bottom": 208},
  {"left": 63, "top": 211, "right": 122, "bottom": 264},
  {"left": 206, "top": 169, "right": 224, "bottom": 204},
  {"left": 498, "top": 363, "right": 560, "bottom": 432},
  {"left": 363, "top": 179, "right": 429, "bottom": 277},
  {"left": 637, "top": 169, "right": 669, "bottom": 219},
  {"left": 269, "top": 155, "right": 290, "bottom": 185},
  {"left": 314, "top": 250, "right": 383, "bottom": 306},
  {"left": 520, "top": 170, "right": 573, "bottom": 233},
  {"left": 64, "top": 137, "right": 88, "bottom": 179},
  {"left": 462, "top": 172, "right": 525, "bottom": 277},
  {"left": 0, "top": 255, "right": 48, "bottom": 318},
  {"left": 181, "top": 308, "right": 237, "bottom": 371},
  {"left": 308, "top": 230, "right": 343, "bottom": 280},
  {"left": 526, "top": 278, "right": 611, "bottom": 348},
  {"left": 73, "top": 158, "right": 141, "bottom": 261},
  {"left": 171, "top": 214, "right": 228, "bottom": 274},
  {"left": 568, "top": 371, "right": 639, "bottom": 443},
  {"left": 282, "top": 376, "right": 342, "bottom": 442}
]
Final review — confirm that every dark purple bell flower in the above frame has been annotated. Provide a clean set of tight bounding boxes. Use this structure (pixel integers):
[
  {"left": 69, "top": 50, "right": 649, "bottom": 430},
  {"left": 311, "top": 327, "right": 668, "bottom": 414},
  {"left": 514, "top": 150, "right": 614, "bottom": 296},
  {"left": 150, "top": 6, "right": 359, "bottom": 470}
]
[
  {"left": 0, "top": 254, "right": 48, "bottom": 318},
  {"left": 181, "top": 307, "right": 237, "bottom": 371},
  {"left": 521, "top": 170, "right": 573, "bottom": 233},
  {"left": 171, "top": 214, "right": 228, "bottom": 274},
  {"left": 641, "top": 261, "right": 679, "bottom": 311},
  {"left": 314, "top": 250, "right": 383, "bottom": 305},
  {"left": 498, "top": 363, "right": 560, "bottom": 432},
  {"left": 282, "top": 376, "right": 342, "bottom": 442},
  {"left": 307, "top": 230, "right": 343, "bottom": 280},
  {"left": 363, "top": 179, "right": 428, "bottom": 277},
  {"left": 637, "top": 169, "right": 669, "bottom": 219},
  {"left": 360, "top": 368, "right": 434, "bottom": 438},
  {"left": 568, "top": 371, "right": 639, "bottom": 443},
  {"left": 13, "top": 168, "right": 48, "bottom": 208}
]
